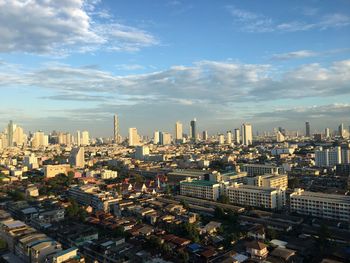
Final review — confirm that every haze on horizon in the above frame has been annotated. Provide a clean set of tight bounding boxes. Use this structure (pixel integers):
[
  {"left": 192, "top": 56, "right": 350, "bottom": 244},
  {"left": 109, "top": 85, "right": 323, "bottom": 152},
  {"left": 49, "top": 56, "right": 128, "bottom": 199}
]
[{"left": 0, "top": 0, "right": 350, "bottom": 137}]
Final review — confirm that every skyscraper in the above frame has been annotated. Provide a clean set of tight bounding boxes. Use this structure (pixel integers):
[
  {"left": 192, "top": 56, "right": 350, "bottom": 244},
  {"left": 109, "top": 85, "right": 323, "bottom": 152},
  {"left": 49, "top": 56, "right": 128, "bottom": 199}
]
[
  {"left": 81, "top": 131, "right": 90, "bottom": 146},
  {"left": 76, "top": 130, "right": 81, "bottom": 146},
  {"left": 128, "top": 128, "right": 140, "bottom": 146},
  {"left": 226, "top": 131, "right": 232, "bottom": 144},
  {"left": 190, "top": 118, "right": 197, "bottom": 142},
  {"left": 218, "top": 134, "right": 225, "bottom": 145},
  {"left": 242, "top": 123, "right": 253, "bottom": 146},
  {"left": 160, "top": 132, "right": 172, "bottom": 145},
  {"left": 234, "top": 128, "right": 240, "bottom": 144},
  {"left": 202, "top": 130, "right": 208, "bottom": 141},
  {"left": 175, "top": 121, "right": 183, "bottom": 142},
  {"left": 305, "top": 122, "right": 311, "bottom": 137},
  {"left": 114, "top": 114, "right": 119, "bottom": 143},
  {"left": 153, "top": 131, "right": 160, "bottom": 144},
  {"left": 339, "top": 123, "right": 344, "bottom": 138},
  {"left": 7, "top": 120, "right": 14, "bottom": 147},
  {"left": 325, "top": 128, "right": 330, "bottom": 138}
]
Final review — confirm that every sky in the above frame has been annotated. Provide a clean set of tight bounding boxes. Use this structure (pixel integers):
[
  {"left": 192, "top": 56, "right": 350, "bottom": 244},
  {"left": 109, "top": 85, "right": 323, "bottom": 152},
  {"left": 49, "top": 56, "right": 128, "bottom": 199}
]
[{"left": 0, "top": 0, "right": 350, "bottom": 137}]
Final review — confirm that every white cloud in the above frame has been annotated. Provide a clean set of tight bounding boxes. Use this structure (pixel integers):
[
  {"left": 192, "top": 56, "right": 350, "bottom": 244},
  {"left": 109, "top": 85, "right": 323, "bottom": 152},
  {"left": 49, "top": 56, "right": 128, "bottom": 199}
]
[
  {"left": 1, "top": 59, "right": 350, "bottom": 105},
  {"left": 0, "top": 0, "right": 158, "bottom": 55},
  {"left": 227, "top": 6, "right": 350, "bottom": 33}
]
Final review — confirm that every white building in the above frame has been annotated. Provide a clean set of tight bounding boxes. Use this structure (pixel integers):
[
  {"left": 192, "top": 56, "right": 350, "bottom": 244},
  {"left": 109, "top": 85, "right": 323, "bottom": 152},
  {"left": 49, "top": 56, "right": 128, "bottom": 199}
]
[
  {"left": 242, "top": 123, "right": 253, "bottom": 146},
  {"left": 227, "top": 183, "right": 285, "bottom": 210},
  {"left": 81, "top": 131, "right": 90, "bottom": 146},
  {"left": 69, "top": 147, "right": 85, "bottom": 168},
  {"left": 218, "top": 134, "right": 225, "bottom": 145},
  {"left": 290, "top": 189, "right": 350, "bottom": 221},
  {"left": 315, "top": 147, "right": 342, "bottom": 167},
  {"left": 135, "top": 145, "right": 150, "bottom": 160},
  {"left": 226, "top": 131, "right": 232, "bottom": 144},
  {"left": 234, "top": 128, "right": 240, "bottom": 144},
  {"left": 240, "top": 164, "right": 282, "bottom": 176},
  {"left": 180, "top": 179, "right": 221, "bottom": 201},
  {"left": 175, "top": 121, "right": 183, "bottom": 142},
  {"left": 246, "top": 174, "right": 288, "bottom": 190},
  {"left": 153, "top": 131, "right": 160, "bottom": 144},
  {"left": 160, "top": 132, "right": 171, "bottom": 145},
  {"left": 128, "top": 128, "right": 140, "bottom": 146}
]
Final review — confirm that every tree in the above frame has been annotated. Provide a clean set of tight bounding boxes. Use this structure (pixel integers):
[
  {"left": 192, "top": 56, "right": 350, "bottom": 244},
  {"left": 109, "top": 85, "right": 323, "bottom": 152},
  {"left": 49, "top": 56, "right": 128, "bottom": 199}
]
[
  {"left": 0, "top": 238, "right": 7, "bottom": 250},
  {"left": 161, "top": 243, "right": 172, "bottom": 256},
  {"left": 178, "top": 250, "right": 189, "bottom": 263},
  {"left": 218, "top": 194, "right": 230, "bottom": 204},
  {"left": 7, "top": 190, "right": 25, "bottom": 201},
  {"left": 317, "top": 224, "right": 330, "bottom": 253}
]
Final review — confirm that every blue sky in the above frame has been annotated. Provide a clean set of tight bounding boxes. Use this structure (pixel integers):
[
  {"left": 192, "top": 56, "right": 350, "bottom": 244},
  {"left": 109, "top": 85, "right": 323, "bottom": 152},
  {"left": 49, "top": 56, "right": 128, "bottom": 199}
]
[{"left": 0, "top": 0, "right": 350, "bottom": 137}]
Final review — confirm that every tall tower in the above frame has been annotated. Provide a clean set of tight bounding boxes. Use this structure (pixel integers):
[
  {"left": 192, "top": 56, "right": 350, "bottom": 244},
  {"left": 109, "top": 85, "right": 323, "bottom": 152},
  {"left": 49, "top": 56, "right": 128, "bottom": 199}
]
[
  {"left": 190, "top": 118, "right": 197, "bottom": 142},
  {"left": 76, "top": 130, "right": 81, "bottom": 146},
  {"left": 202, "top": 131, "right": 208, "bottom": 141},
  {"left": 226, "top": 131, "right": 232, "bottom": 144},
  {"left": 113, "top": 114, "right": 119, "bottom": 143},
  {"left": 242, "top": 123, "right": 253, "bottom": 146},
  {"left": 128, "top": 128, "right": 140, "bottom": 146},
  {"left": 305, "top": 122, "right": 311, "bottom": 137},
  {"left": 154, "top": 131, "right": 160, "bottom": 144},
  {"left": 234, "top": 128, "right": 240, "bottom": 144},
  {"left": 175, "top": 121, "right": 183, "bottom": 142},
  {"left": 7, "top": 120, "right": 14, "bottom": 147},
  {"left": 339, "top": 123, "right": 344, "bottom": 138}
]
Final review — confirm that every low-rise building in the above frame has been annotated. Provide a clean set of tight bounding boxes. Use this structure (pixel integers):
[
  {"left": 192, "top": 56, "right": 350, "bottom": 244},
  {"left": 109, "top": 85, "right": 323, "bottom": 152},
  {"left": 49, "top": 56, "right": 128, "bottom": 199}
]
[
  {"left": 180, "top": 179, "right": 221, "bottom": 201},
  {"left": 290, "top": 189, "right": 350, "bottom": 221},
  {"left": 227, "top": 183, "right": 285, "bottom": 210}
]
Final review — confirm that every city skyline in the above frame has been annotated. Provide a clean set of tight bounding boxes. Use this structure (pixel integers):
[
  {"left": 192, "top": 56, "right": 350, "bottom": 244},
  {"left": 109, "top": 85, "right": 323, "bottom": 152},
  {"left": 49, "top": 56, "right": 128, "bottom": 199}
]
[{"left": 0, "top": 0, "right": 349, "bottom": 136}]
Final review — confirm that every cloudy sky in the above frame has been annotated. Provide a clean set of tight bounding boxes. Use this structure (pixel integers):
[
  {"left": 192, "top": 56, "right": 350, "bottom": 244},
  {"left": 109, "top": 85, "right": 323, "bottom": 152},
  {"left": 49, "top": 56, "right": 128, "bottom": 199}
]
[{"left": 1, "top": 0, "right": 350, "bottom": 137}]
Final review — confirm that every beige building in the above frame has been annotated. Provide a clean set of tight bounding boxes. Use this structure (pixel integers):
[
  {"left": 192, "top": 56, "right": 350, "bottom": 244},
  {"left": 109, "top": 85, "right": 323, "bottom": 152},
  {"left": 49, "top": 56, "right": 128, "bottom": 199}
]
[
  {"left": 44, "top": 165, "right": 70, "bottom": 178},
  {"left": 69, "top": 147, "right": 85, "bottom": 168},
  {"left": 290, "top": 189, "right": 350, "bottom": 221},
  {"left": 247, "top": 174, "right": 288, "bottom": 189},
  {"left": 240, "top": 163, "right": 283, "bottom": 176},
  {"left": 180, "top": 179, "right": 221, "bottom": 201},
  {"left": 227, "top": 183, "right": 285, "bottom": 210}
]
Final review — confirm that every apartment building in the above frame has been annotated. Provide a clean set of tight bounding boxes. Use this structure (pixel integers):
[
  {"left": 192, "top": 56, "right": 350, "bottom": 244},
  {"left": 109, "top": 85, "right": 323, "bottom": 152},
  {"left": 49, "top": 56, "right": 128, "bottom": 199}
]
[
  {"left": 247, "top": 174, "right": 288, "bottom": 189},
  {"left": 68, "top": 185, "right": 120, "bottom": 212},
  {"left": 43, "top": 164, "right": 70, "bottom": 178},
  {"left": 226, "top": 183, "right": 285, "bottom": 210},
  {"left": 290, "top": 189, "right": 350, "bottom": 221},
  {"left": 240, "top": 164, "right": 283, "bottom": 176},
  {"left": 180, "top": 179, "right": 221, "bottom": 201}
]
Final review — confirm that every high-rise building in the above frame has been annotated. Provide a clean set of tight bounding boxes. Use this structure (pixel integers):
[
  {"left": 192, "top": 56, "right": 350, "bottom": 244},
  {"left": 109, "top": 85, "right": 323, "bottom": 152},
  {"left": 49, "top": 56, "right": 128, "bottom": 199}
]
[
  {"left": 305, "top": 122, "right": 311, "bottom": 137},
  {"left": 13, "top": 125, "right": 25, "bottom": 146},
  {"left": 128, "top": 128, "right": 140, "bottom": 146},
  {"left": 339, "top": 123, "right": 344, "bottom": 138},
  {"left": 69, "top": 147, "right": 85, "bottom": 168},
  {"left": 202, "top": 130, "right": 208, "bottom": 141},
  {"left": 218, "top": 134, "right": 225, "bottom": 145},
  {"left": 242, "top": 123, "right": 253, "bottom": 146},
  {"left": 234, "top": 128, "right": 240, "bottom": 144},
  {"left": 31, "top": 131, "right": 48, "bottom": 148},
  {"left": 153, "top": 131, "right": 160, "bottom": 144},
  {"left": 175, "top": 121, "right": 183, "bottom": 142},
  {"left": 76, "top": 130, "right": 81, "bottom": 146},
  {"left": 276, "top": 131, "right": 285, "bottom": 142},
  {"left": 160, "top": 132, "right": 172, "bottom": 145},
  {"left": 315, "top": 147, "right": 342, "bottom": 167},
  {"left": 190, "top": 118, "right": 197, "bottom": 142},
  {"left": 226, "top": 131, "right": 232, "bottom": 144},
  {"left": 113, "top": 114, "right": 119, "bottom": 143},
  {"left": 135, "top": 145, "right": 150, "bottom": 160},
  {"left": 81, "top": 131, "right": 90, "bottom": 146},
  {"left": 325, "top": 128, "right": 330, "bottom": 138},
  {"left": 7, "top": 120, "right": 14, "bottom": 147}
]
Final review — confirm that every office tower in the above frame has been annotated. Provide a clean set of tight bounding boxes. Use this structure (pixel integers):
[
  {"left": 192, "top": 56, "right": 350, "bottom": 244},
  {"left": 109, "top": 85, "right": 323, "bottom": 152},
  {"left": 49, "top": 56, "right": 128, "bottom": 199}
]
[
  {"left": 276, "top": 131, "right": 285, "bottom": 142},
  {"left": 7, "top": 120, "right": 14, "bottom": 147},
  {"left": 160, "top": 132, "right": 172, "bottom": 145},
  {"left": 13, "top": 125, "right": 25, "bottom": 146},
  {"left": 315, "top": 146, "right": 342, "bottom": 167},
  {"left": 242, "top": 123, "right": 253, "bottom": 146},
  {"left": 202, "top": 130, "right": 208, "bottom": 141},
  {"left": 175, "top": 121, "right": 183, "bottom": 142},
  {"left": 32, "top": 131, "right": 48, "bottom": 148},
  {"left": 325, "top": 128, "right": 330, "bottom": 138},
  {"left": 226, "top": 131, "right": 232, "bottom": 144},
  {"left": 234, "top": 128, "right": 240, "bottom": 144},
  {"left": 153, "top": 131, "right": 160, "bottom": 144},
  {"left": 339, "top": 123, "right": 344, "bottom": 137},
  {"left": 190, "top": 118, "right": 197, "bottom": 142},
  {"left": 128, "top": 128, "right": 140, "bottom": 146},
  {"left": 218, "top": 134, "right": 225, "bottom": 145},
  {"left": 113, "top": 114, "right": 119, "bottom": 143},
  {"left": 76, "top": 130, "right": 81, "bottom": 146},
  {"left": 69, "top": 147, "right": 85, "bottom": 168},
  {"left": 81, "top": 131, "right": 90, "bottom": 146},
  {"left": 305, "top": 122, "right": 310, "bottom": 137}
]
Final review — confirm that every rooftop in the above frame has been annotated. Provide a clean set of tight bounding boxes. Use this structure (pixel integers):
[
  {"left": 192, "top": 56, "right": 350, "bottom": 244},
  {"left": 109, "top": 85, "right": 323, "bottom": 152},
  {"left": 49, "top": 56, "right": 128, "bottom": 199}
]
[{"left": 180, "top": 180, "right": 219, "bottom": 187}]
